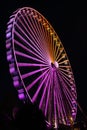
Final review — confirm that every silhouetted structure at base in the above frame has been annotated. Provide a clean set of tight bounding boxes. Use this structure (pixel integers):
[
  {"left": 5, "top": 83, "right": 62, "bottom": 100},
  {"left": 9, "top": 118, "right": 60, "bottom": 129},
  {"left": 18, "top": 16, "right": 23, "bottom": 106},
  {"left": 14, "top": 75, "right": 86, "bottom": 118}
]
[
  {"left": 0, "top": 100, "right": 87, "bottom": 130},
  {"left": 14, "top": 102, "right": 47, "bottom": 130},
  {"left": 58, "top": 122, "right": 87, "bottom": 130}
]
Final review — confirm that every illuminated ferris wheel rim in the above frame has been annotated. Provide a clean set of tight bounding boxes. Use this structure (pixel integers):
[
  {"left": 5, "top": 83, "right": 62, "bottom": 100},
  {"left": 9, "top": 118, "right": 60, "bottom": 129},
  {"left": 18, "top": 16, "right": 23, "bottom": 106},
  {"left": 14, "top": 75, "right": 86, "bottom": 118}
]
[{"left": 6, "top": 7, "right": 77, "bottom": 128}]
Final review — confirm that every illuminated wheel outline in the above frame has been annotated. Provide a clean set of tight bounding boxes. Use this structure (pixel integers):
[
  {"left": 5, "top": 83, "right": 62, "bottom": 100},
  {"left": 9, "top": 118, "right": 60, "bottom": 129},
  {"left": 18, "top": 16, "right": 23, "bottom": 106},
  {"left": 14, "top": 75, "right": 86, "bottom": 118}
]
[{"left": 6, "top": 7, "right": 77, "bottom": 128}]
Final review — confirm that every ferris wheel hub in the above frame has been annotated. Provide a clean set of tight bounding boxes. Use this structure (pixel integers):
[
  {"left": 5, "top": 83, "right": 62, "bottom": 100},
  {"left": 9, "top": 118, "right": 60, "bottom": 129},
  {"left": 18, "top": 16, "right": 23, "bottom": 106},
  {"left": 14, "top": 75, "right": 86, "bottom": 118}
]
[
  {"left": 51, "top": 61, "right": 59, "bottom": 69},
  {"left": 54, "top": 61, "right": 59, "bottom": 68}
]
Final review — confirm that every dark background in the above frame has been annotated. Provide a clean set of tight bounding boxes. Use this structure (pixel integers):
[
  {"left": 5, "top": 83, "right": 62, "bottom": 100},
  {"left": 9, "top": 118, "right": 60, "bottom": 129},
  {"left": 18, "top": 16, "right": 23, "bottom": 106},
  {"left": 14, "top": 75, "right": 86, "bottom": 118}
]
[{"left": 0, "top": 0, "right": 87, "bottom": 122}]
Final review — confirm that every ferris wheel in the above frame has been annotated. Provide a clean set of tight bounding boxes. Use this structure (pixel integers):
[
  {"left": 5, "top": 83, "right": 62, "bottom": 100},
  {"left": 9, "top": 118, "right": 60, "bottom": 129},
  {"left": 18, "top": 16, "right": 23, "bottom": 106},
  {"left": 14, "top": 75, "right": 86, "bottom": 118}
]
[{"left": 6, "top": 7, "right": 77, "bottom": 128}]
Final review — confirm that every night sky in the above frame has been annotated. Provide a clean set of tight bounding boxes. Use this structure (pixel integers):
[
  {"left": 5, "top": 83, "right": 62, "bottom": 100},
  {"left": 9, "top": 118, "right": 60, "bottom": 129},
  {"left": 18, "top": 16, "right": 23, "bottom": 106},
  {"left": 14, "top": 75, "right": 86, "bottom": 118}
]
[{"left": 0, "top": 0, "right": 87, "bottom": 122}]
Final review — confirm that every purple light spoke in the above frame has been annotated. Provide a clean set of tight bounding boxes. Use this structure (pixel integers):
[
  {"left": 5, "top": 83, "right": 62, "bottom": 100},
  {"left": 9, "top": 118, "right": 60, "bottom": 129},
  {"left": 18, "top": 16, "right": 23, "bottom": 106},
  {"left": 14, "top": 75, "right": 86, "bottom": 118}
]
[
  {"left": 41, "top": 22, "right": 53, "bottom": 58},
  {"left": 58, "top": 92, "right": 67, "bottom": 124},
  {"left": 27, "top": 69, "right": 49, "bottom": 91},
  {"left": 22, "top": 66, "right": 49, "bottom": 79},
  {"left": 56, "top": 89, "right": 64, "bottom": 123},
  {"left": 29, "top": 16, "right": 49, "bottom": 61},
  {"left": 15, "top": 51, "right": 47, "bottom": 64},
  {"left": 60, "top": 70, "right": 73, "bottom": 80},
  {"left": 54, "top": 71, "right": 67, "bottom": 123},
  {"left": 59, "top": 78, "right": 73, "bottom": 105},
  {"left": 62, "top": 88, "right": 73, "bottom": 109},
  {"left": 39, "top": 23, "right": 47, "bottom": 43},
  {"left": 29, "top": 15, "right": 45, "bottom": 44},
  {"left": 61, "top": 74, "right": 72, "bottom": 86},
  {"left": 14, "top": 28, "right": 48, "bottom": 64},
  {"left": 53, "top": 71, "right": 58, "bottom": 126},
  {"left": 46, "top": 27, "right": 54, "bottom": 60},
  {"left": 36, "top": 17, "right": 46, "bottom": 38},
  {"left": 14, "top": 39, "right": 49, "bottom": 65},
  {"left": 63, "top": 77, "right": 74, "bottom": 89},
  {"left": 14, "top": 24, "right": 49, "bottom": 63},
  {"left": 57, "top": 93, "right": 65, "bottom": 122},
  {"left": 19, "top": 13, "right": 47, "bottom": 58},
  {"left": 64, "top": 83, "right": 76, "bottom": 104},
  {"left": 32, "top": 16, "right": 44, "bottom": 40},
  {"left": 36, "top": 22, "right": 50, "bottom": 58},
  {"left": 39, "top": 74, "right": 50, "bottom": 109},
  {"left": 60, "top": 71, "right": 74, "bottom": 85},
  {"left": 19, "top": 13, "right": 39, "bottom": 42},
  {"left": 60, "top": 78, "right": 76, "bottom": 98},
  {"left": 25, "top": 13, "right": 41, "bottom": 41},
  {"left": 57, "top": 73, "right": 67, "bottom": 123},
  {"left": 19, "top": 16, "right": 46, "bottom": 63},
  {"left": 59, "top": 71, "right": 71, "bottom": 96},
  {"left": 32, "top": 71, "right": 49, "bottom": 102},
  {"left": 54, "top": 89, "right": 58, "bottom": 127},
  {"left": 56, "top": 92, "right": 61, "bottom": 123},
  {"left": 59, "top": 67, "right": 72, "bottom": 74},
  {"left": 64, "top": 84, "right": 77, "bottom": 102},
  {"left": 59, "top": 72, "right": 73, "bottom": 87},
  {"left": 17, "top": 12, "right": 52, "bottom": 64},
  {"left": 57, "top": 70, "right": 76, "bottom": 108},
  {"left": 18, "top": 62, "right": 48, "bottom": 67},
  {"left": 36, "top": 18, "right": 48, "bottom": 46},
  {"left": 25, "top": 14, "right": 48, "bottom": 56},
  {"left": 44, "top": 75, "right": 51, "bottom": 117},
  {"left": 53, "top": 71, "right": 60, "bottom": 120},
  {"left": 30, "top": 15, "right": 50, "bottom": 61}
]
